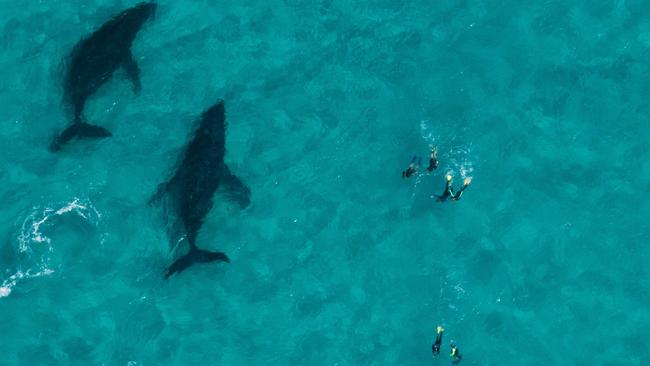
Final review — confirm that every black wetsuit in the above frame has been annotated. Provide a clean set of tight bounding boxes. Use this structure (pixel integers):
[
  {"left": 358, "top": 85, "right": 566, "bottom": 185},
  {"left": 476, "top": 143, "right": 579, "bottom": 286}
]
[
  {"left": 435, "top": 179, "right": 454, "bottom": 202},
  {"left": 451, "top": 347, "right": 462, "bottom": 364},
  {"left": 426, "top": 147, "right": 438, "bottom": 172},
  {"left": 402, "top": 156, "right": 421, "bottom": 179},
  {"left": 432, "top": 332, "right": 443, "bottom": 355},
  {"left": 452, "top": 184, "right": 468, "bottom": 201},
  {"left": 436, "top": 180, "right": 469, "bottom": 202},
  {"left": 427, "top": 159, "right": 438, "bottom": 172},
  {"left": 402, "top": 167, "right": 416, "bottom": 179}
]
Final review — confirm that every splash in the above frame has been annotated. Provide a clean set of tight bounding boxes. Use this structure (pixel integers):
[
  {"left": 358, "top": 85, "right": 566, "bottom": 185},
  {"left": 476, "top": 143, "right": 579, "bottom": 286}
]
[
  {"left": 419, "top": 119, "right": 438, "bottom": 146},
  {"left": 420, "top": 119, "right": 475, "bottom": 180},
  {"left": 0, "top": 268, "right": 54, "bottom": 298},
  {"left": 1, "top": 198, "right": 101, "bottom": 299},
  {"left": 18, "top": 198, "right": 100, "bottom": 252},
  {"left": 455, "top": 144, "right": 474, "bottom": 180}
]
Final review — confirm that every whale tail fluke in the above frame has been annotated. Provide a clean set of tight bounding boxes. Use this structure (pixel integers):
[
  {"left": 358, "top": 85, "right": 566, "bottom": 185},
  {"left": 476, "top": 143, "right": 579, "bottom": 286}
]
[
  {"left": 50, "top": 121, "right": 112, "bottom": 152},
  {"left": 164, "top": 247, "right": 229, "bottom": 279}
]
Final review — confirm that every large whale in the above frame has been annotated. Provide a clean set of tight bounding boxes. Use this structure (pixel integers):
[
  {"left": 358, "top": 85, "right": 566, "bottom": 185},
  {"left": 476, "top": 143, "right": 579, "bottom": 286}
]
[
  {"left": 51, "top": 2, "right": 156, "bottom": 151},
  {"left": 153, "top": 101, "right": 250, "bottom": 279}
]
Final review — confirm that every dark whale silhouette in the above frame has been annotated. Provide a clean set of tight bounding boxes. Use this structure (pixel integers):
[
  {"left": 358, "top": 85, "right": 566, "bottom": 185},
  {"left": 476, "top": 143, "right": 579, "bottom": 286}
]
[
  {"left": 51, "top": 2, "right": 156, "bottom": 151},
  {"left": 153, "top": 101, "right": 250, "bottom": 279}
]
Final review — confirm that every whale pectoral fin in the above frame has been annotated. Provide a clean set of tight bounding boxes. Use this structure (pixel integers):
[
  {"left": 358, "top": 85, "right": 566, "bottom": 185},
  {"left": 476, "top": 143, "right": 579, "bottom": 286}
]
[
  {"left": 149, "top": 182, "right": 168, "bottom": 205},
  {"left": 222, "top": 166, "right": 251, "bottom": 208},
  {"left": 122, "top": 51, "right": 141, "bottom": 93}
]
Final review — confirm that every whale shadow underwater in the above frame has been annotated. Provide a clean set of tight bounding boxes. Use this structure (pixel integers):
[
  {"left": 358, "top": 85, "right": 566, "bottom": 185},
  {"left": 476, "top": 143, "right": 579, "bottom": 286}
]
[
  {"left": 151, "top": 101, "right": 250, "bottom": 279},
  {"left": 51, "top": 2, "right": 156, "bottom": 151}
]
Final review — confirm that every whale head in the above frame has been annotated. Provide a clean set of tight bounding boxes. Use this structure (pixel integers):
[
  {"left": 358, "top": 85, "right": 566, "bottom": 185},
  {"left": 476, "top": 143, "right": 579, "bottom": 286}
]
[
  {"left": 117, "top": 2, "right": 157, "bottom": 34},
  {"left": 129, "top": 2, "right": 157, "bottom": 23}
]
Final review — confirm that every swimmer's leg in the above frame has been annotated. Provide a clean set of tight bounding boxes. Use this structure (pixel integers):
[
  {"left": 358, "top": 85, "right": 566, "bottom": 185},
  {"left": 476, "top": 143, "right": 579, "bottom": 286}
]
[
  {"left": 435, "top": 175, "right": 454, "bottom": 202},
  {"left": 453, "top": 186, "right": 466, "bottom": 200},
  {"left": 445, "top": 176, "right": 454, "bottom": 195},
  {"left": 452, "top": 178, "right": 471, "bottom": 201}
]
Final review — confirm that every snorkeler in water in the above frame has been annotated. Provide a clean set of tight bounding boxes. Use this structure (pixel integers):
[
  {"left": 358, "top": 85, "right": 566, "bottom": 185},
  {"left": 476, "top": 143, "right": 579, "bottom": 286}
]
[
  {"left": 435, "top": 174, "right": 454, "bottom": 201},
  {"left": 434, "top": 175, "right": 472, "bottom": 202},
  {"left": 402, "top": 156, "right": 421, "bottom": 179},
  {"left": 427, "top": 147, "right": 439, "bottom": 173},
  {"left": 450, "top": 341, "right": 462, "bottom": 364},
  {"left": 432, "top": 325, "right": 444, "bottom": 356}
]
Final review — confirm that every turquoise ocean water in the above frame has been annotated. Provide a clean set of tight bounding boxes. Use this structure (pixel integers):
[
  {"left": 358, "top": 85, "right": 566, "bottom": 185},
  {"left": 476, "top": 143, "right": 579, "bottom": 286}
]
[{"left": 1, "top": 1, "right": 649, "bottom": 364}]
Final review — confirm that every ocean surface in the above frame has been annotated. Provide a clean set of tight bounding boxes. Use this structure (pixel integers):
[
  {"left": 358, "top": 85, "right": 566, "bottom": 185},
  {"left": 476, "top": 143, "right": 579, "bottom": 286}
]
[{"left": 1, "top": 0, "right": 649, "bottom": 365}]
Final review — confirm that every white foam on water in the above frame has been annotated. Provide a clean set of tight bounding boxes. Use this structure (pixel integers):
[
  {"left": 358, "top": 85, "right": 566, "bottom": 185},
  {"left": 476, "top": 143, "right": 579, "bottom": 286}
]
[
  {"left": 420, "top": 119, "right": 475, "bottom": 186},
  {"left": 55, "top": 199, "right": 87, "bottom": 215},
  {"left": 1, "top": 198, "right": 101, "bottom": 299},
  {"left": 18, "top": 208, "right": 54, "bottom": 253},
  {"left": 0, "top": 268, "right": 55, "bottom": 298},
  {"left": 455, "top": 143, "right": 475, "bottom": 180},
  {"left": 18, "top": 198, "right": 101, "bottom": 253},
  {"left": 419, "top": 119, "right": 438, "bottom": 146}
]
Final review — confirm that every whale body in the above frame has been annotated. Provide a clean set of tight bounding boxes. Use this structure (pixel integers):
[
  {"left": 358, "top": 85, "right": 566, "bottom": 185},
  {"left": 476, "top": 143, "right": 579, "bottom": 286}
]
[
  {"left": 153, "top": 101, "right": 250, "bottom": 279},
  {"left": 51, "top": 2, "right": 156, "bottom": 151}
]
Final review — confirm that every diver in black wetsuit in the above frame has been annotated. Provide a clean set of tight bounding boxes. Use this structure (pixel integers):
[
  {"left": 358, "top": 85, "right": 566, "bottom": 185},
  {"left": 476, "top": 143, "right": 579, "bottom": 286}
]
[
  {"left": 427, "top": 147, "right": 439, "bottom": 173},
  {"left": 450, "top": 341, "right": 462, "bottom": 364},
  {"left": 435, "top": 175, "right": 471, "bottom": 202},
  {"left": 432, "top": 325, "right": 444, "bottom": 356},
  {"left": 402, "top": 156, "right": 421, "bottom": 179}
]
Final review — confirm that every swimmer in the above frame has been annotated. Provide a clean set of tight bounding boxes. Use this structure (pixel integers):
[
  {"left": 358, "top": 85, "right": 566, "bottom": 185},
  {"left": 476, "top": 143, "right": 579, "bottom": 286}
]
[
  {"left": 402, "top": 156, "right": 421, "bottom": 179},
  {"left": 450, "top": 341, "right": 462, "bottom": 364},
  {"left": 434, "top": 175, "right": 472, "bottom": 202},
  {"left": 427, "top": 146, "right": 439, "bottom": 173},
  {"left": 434, "top": 174, "right": 454, "bottom": 201},
  {"left": 432, "top": 325, "right": 444, "bottom": 356}
]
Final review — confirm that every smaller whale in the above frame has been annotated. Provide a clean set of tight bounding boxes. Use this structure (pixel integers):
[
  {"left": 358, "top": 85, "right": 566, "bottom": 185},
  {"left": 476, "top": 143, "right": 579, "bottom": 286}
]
[
  {"left": 152, "top": 101, "right": 250, "bottom": 279},
  {"left": 51, "top": 2, "right": 156, "bottom": 151}
]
